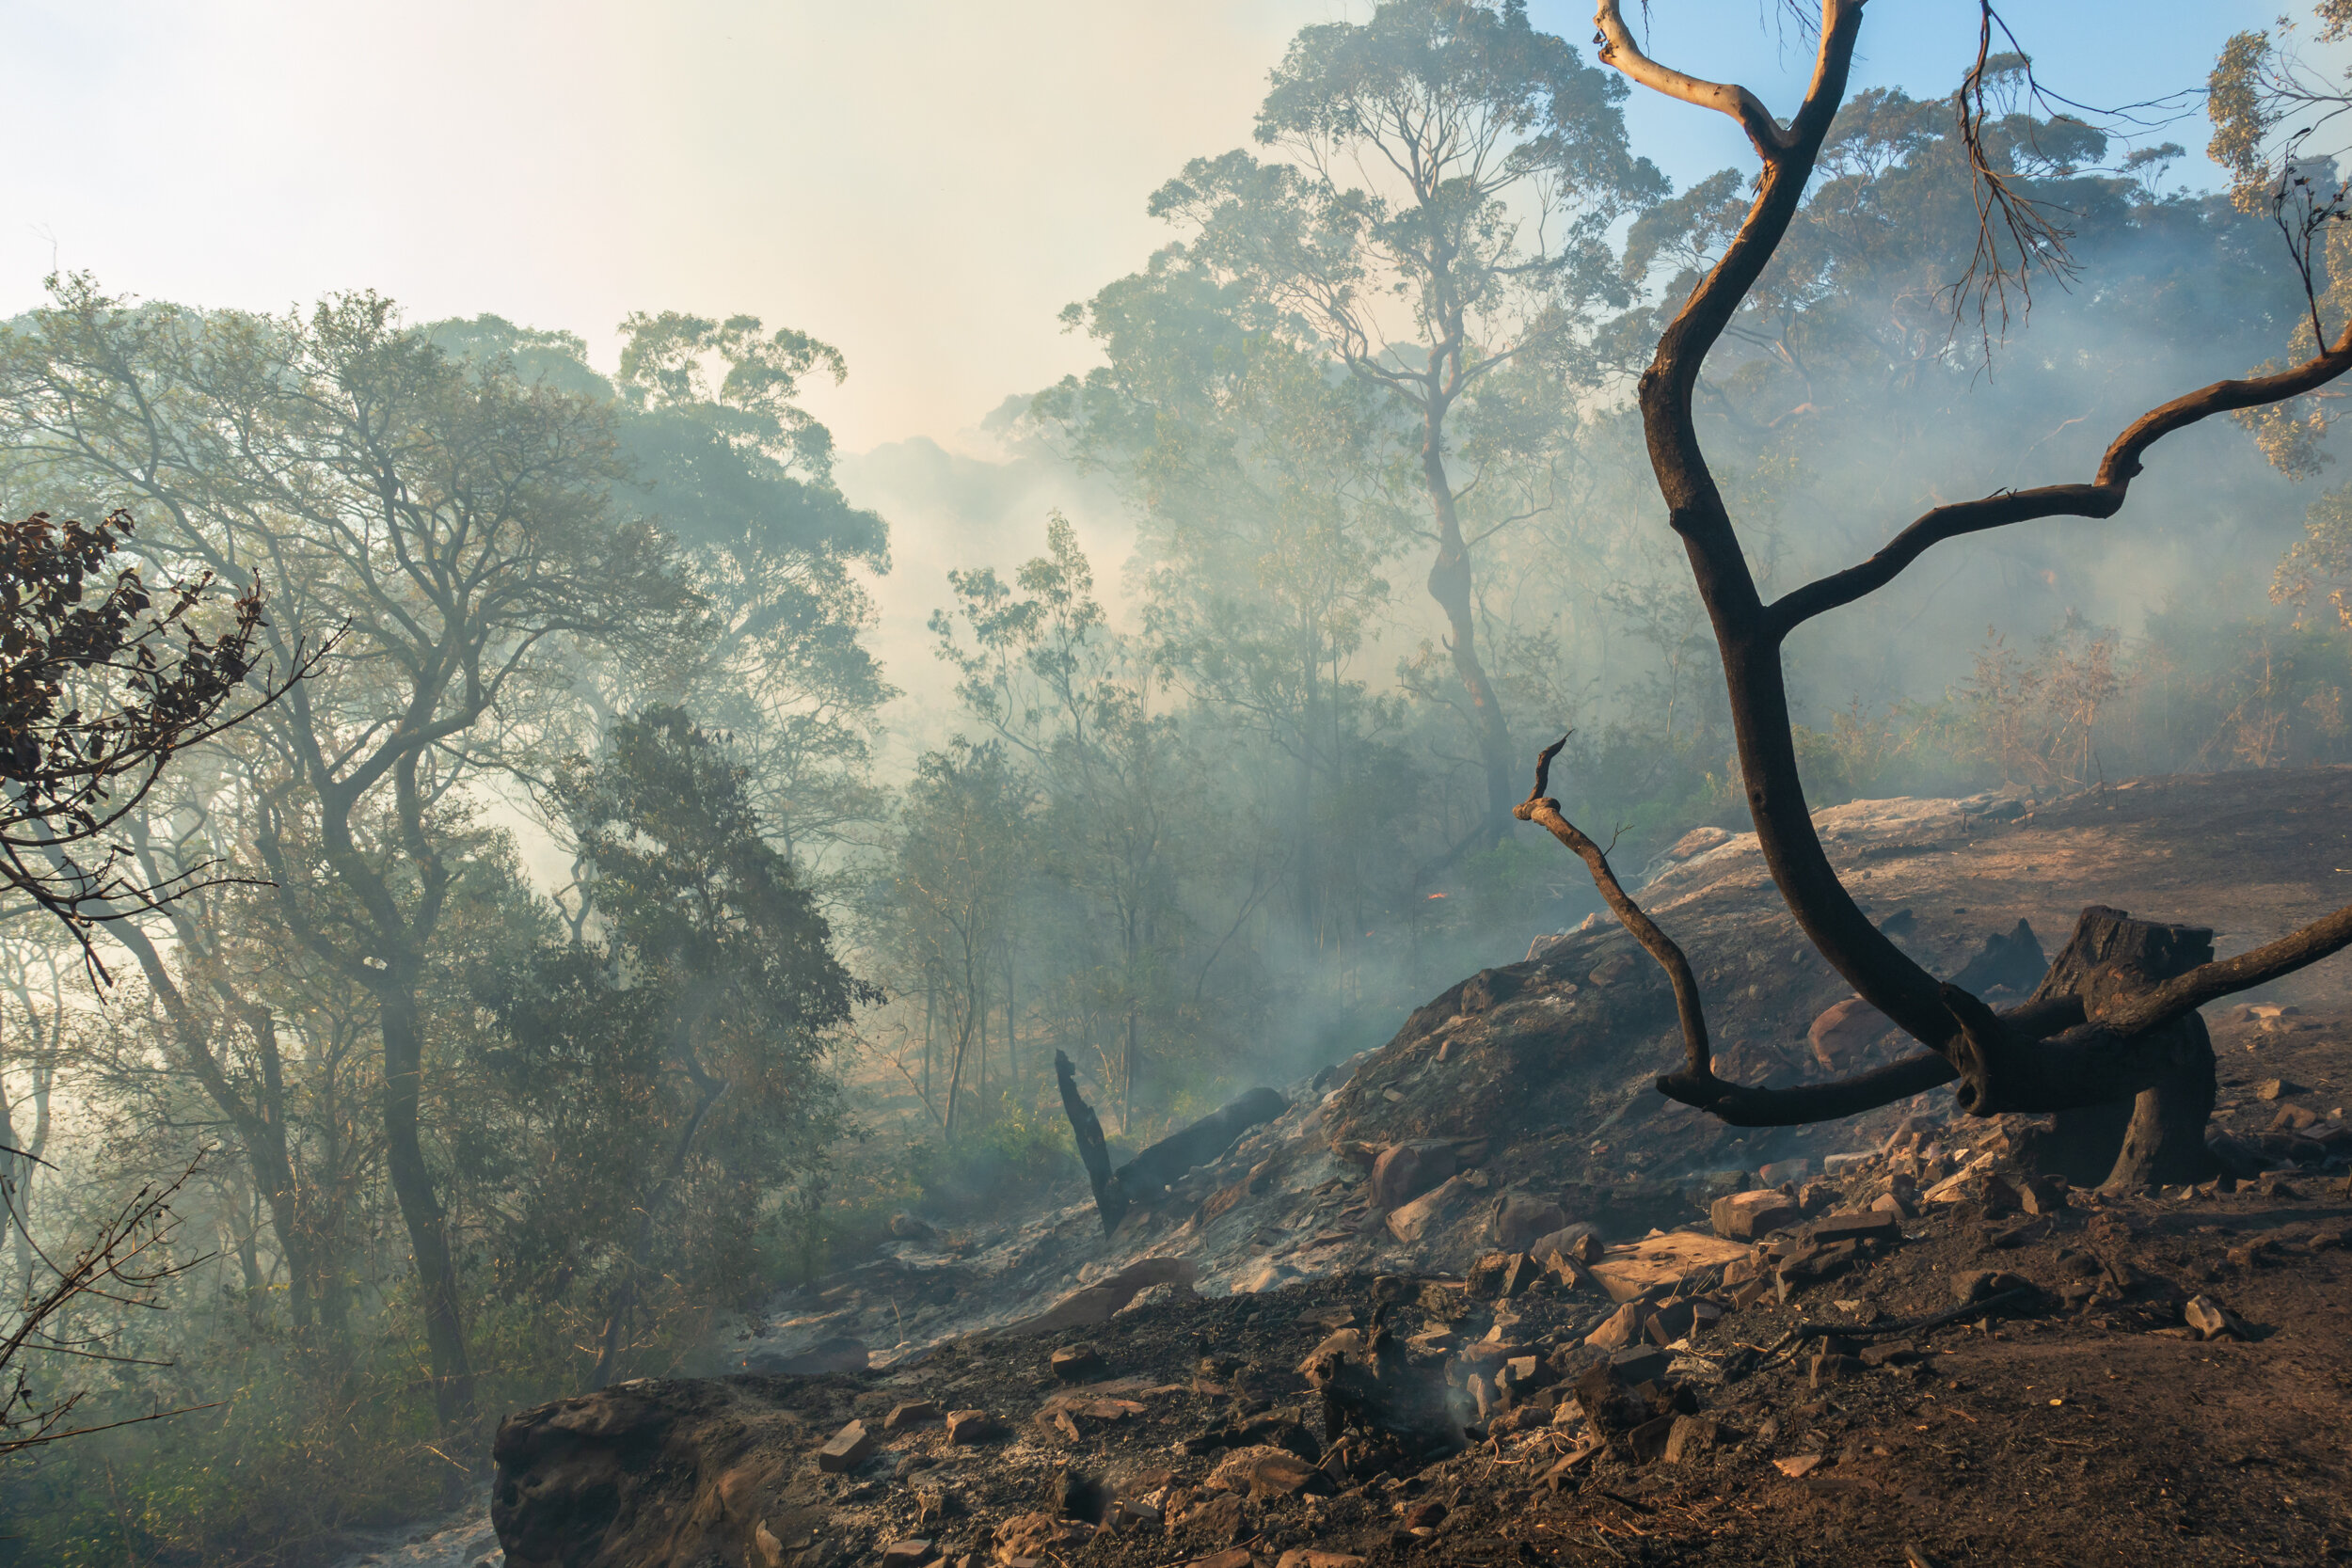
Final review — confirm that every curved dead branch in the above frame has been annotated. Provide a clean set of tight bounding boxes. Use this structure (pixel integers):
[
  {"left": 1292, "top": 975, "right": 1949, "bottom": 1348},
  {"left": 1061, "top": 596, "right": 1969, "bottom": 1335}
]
[
  {"left": 1597, "top": 1, "right": 2352, "bottom": 1085},
  {"left": 1770, "top": 321, "right": 2352, "bottom": 634},
  {"left": 1513, "top": 736, "right": 1715, "bottom": 1098},
  {"left": 1592, "top": 0, "right": 1796, "bottom": 158}
]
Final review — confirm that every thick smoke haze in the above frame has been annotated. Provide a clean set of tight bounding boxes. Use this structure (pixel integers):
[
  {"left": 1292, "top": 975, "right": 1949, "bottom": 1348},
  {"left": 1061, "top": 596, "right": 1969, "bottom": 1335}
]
[
  {"left": 4, "top": 1, "right": 2271, "bottom": 455},
  {"left": 7, "top": 5, "right": 2352, "bottom": 1564}
]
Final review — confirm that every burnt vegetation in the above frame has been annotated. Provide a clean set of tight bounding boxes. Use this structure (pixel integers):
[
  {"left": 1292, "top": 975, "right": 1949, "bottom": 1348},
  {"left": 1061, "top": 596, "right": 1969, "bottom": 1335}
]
[{"left": 13, "top": 4, "right": 2352, "bottom": 1567}]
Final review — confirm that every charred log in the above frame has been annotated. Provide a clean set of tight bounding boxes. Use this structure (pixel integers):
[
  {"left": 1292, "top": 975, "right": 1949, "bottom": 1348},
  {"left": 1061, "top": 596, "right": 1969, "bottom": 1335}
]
[
  {"left": 1113, "top": 1088, "right": 1287, "bottom": 1199},
  {"left": 1054, "top": 1053, "right": 1287, "bottom": 1236}
]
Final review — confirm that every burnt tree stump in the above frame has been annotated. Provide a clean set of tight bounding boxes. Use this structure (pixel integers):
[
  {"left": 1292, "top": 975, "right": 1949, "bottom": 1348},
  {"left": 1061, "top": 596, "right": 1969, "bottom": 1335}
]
[{"left": 2013, "top": 906, "right": 2218, "bottom": 1192}]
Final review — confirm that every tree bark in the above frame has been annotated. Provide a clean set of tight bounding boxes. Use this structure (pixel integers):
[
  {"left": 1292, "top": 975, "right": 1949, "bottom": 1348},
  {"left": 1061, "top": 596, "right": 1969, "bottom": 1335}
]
[
  {"left": 1422, "top": 417, "right": 1517, "bottom": 842},
  {"left": 1056, "top": 1050, "right": 1126, "bottom": 1236},
  {"left": 1995, "top": 907, "right": 2219, "bottom": 1190},
  {"left": 380, "top": 981, "right": 475, "bottom": 1424}
]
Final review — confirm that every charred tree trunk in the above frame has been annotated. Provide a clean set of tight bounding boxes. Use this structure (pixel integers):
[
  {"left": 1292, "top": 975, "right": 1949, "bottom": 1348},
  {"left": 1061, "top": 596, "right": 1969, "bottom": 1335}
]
[
  {"left": 1550, "top": 0, "right": 2352, "bottom": 1181},
  {"left": 2008, "top": 907, "right": 2218, "bottom": 1191},
  {"left": 1057, "top": 1050, "right": 1127, "bottom": 1236}
]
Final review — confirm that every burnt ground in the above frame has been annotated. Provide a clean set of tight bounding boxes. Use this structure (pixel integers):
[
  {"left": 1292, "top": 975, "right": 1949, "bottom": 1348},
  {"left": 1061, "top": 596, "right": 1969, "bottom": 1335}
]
[
  {"left": 491, "top": 1134, "right": 2352, "bottom": 1568},
  {"left": 495, "top": 768, "right": 2352, "bottom": 1568}
]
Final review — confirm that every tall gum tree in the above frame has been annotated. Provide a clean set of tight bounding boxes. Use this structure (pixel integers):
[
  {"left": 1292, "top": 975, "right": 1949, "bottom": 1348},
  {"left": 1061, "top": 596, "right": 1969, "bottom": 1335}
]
[
  {"left": 1515, "top": 0, "right": 2352, "bottom": 1193},
  {"left": 1150, "top": 0, "right": 1663, "bottom": 848},
  {"left": 0, "top": 281, "right": 692, "bottom": 1424}
]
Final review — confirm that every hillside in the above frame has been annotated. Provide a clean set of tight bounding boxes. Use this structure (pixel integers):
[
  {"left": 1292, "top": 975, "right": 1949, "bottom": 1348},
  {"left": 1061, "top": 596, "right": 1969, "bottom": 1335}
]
[{"left": 486, "top": 768, "right": 2352, "bottom": 1568}]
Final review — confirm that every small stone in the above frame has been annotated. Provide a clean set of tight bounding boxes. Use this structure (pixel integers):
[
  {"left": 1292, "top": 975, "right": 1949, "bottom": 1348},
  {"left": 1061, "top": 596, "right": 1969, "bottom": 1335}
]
[
  {"left": 945, "top": 1409, "right": 996, "bottom": 1445},
  {"left": 1188, "top": 1553, "right": 1254, "bottom": 1568},
  {"left": 1051, "top": 1346, "right": 1106, "bottom": 1383},
  {"left": 2018, "top": 1177, "right": 2068, "bottom": 1216},
  {"left": 1804, "top": 1209, "right": 1903, "bottom": 1246},
  {"left": 1774, "top": 1453, "right": 1825, "bottom": 1478},
  {"left": 1585, "top": 1300, "right": 1644, "bottom": 1351},
  {"left": 755, "top": 1522, "right": 787, "bottom": 1568},
  {"left": 1370, "top": 1140, "right": 1455, "bottom": 1209},
  {"left": 1607, "top": 1344, "right": 1671, "bottom": 1386},
  {"left": 1627, "top": 1411, "right": 1677, "bottom": 1463},
  {"left": 885, "top": 1401, "right": 940, "bottom": 1433},
  {"left": 1467, "top": 1251, "right": 1518, "bottom": 1301},
  {"left": 1757, "top": 1158, "right": 1812, "bottom": 1187},
  {"left": 819, "top": 1419, "right": 875, "bottom": 1473},
  {"left": 1662, "top": 1414, "right": 1724, "bottom": 1463},
  {"left": 1644, "top": 1296, "right": 1696, "bottom": 1346},
  {"left": 2255, "top": 1077, "right": 2302, "bottom": 1101},
  {"left": 1869, "top": 1192, "right": 1911, "bottom": 1220},
  {"left": 1711, "top": 1189, "right": 1800, "bottom": 1242},
  {"left": 1275, "top": 1552, "right": 1365, "bottom": 1568},
  {"left": 2184, "top": 1294, "right": 2248, "bottom": 1342},
  {"left": 880, "top": 1543, "right": 936, "bottom": 1568},
  {"left": 1808, "top": 1352, "right": 1866, "bottom": 1389}
]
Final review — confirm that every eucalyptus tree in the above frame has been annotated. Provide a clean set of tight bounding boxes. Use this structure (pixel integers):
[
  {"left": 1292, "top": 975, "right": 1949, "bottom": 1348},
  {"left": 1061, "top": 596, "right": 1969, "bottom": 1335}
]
[
  {"left": 479, "top": 708, "right": 870, "bottom": 1387},
  {"left": 432, "top": 311, "right": 896, "bottom": 871},
  {"left": 0, "top": 279, "right": 693, "bottom": 1423},
  {"left": 1038, "top": 262, "right": 1408, "bottom": 948},
  {"left": 872, "top": 740, "right": 1031, "bottom": 1144},
  {"left": 1144, "top": 0, "right": 1663, "bottom": 845},
  {"left": 607, "top": 311, "right": 894, "bottom": 865}
]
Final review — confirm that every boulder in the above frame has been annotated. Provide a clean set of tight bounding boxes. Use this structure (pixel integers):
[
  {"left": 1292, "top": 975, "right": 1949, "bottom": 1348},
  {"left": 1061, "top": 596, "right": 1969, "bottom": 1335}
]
[
  {"left": 1808, "top": 995, "right": 1892, "bottom": 1071},
  {"left": 1586, "top": 1232, "right": 1750, "bottom": 1303},
  {"left": 1710, "top": 1188, "right": 1798, "bottom": 1241},
  {"left": 1491, "top": 1192, "right": 1569, "bottom": 1248},
  {"left": 1584, "top": 1300, "right": 1644, "bottom": 1351},
  {"left": 946, "top": 1409, "right": 998, "bottom": 1444},
  {"left": 1386, "top": 1174, "right": 1483, "bottom": 1244},
  {"left": 1370, "top": 1141, "right": 1456, "bottom": 1211},
  {"left": 1530, "top": 1223, "right": 1604, "bottom": 1264}
]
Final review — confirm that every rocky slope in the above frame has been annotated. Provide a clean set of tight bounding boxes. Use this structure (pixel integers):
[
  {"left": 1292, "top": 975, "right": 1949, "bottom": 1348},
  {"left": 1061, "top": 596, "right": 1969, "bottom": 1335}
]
[
  {"left": 493, "top": 768, "right": 2352, "bottom": 1567},
  {"left": 728, "top": 769, "right": 2352, "bottom": 1378}
]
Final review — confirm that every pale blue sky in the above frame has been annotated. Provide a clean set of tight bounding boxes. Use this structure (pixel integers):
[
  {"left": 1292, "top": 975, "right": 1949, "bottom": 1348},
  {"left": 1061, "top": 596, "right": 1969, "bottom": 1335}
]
[{"left": 1, "top": 1, "right": 2284, "bottom": 454}]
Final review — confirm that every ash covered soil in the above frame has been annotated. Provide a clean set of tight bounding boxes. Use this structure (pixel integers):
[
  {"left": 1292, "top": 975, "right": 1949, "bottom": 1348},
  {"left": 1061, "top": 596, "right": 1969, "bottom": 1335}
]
[{"left": 492, "top": 768, "right": 2352, "bottom": 1567}]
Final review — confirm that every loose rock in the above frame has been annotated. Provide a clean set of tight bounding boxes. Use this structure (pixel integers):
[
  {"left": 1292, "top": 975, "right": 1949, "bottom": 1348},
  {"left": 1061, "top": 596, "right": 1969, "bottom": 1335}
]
[{"left": 818, "top": 1419, "right": 874, "bottom": 1473}]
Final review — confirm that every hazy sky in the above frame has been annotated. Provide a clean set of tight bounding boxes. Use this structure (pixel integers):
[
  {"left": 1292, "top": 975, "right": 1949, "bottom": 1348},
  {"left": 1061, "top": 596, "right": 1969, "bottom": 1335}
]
[{"left": 8, "top": 0, "right": 2277, "bottom": 457}]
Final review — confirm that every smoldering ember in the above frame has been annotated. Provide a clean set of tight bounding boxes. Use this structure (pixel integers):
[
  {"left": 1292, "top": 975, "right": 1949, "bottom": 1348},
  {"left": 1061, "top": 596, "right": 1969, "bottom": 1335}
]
[{"left": 9, "top": 6, "right": 2352, "bottom": 1568}]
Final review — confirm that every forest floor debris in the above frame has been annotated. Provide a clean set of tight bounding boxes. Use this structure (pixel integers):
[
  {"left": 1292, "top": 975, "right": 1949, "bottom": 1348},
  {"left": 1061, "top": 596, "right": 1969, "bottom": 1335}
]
[
  {"left": 489, "top": 768, "right": 2352, "bottom": 1566},
  {"left": 495, "top": 1145, "right": 2352, "bottom": 1566}
]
